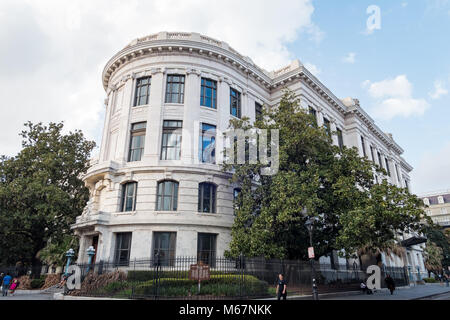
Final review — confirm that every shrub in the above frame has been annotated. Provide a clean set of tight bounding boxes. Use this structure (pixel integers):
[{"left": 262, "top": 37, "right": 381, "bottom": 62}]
[
  {"left": 423, "top": 277, "right": 438, "bottom": 283},
  {"left": 132, "top": 274, "right": 269, "bottom": 298},
  {"left": 30, "top": 278, "right": 45, "bottom": 289}
]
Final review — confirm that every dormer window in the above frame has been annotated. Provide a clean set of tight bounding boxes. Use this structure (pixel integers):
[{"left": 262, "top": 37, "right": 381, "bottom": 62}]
[
  {"left": 423, "top": 198, "right": 430, "bottom": 206},
  {"left": 438, "top": 196, "right": 444, "bottom": 204}
]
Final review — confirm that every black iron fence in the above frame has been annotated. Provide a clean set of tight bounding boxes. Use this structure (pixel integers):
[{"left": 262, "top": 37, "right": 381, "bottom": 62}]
[{"left": 62, "top": 256, "right": 409, "bottom": 300}]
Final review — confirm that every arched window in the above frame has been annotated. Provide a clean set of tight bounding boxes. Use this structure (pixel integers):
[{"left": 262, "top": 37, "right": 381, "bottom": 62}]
[
  {"left": 120, "top": 182, "right": 137, "bottom": 212},
  {"left": 156, "top": 180, "right": 179, "bottom": 211},
  {"left": 198, "top": 182, "right": 217, "bottom": 213}
]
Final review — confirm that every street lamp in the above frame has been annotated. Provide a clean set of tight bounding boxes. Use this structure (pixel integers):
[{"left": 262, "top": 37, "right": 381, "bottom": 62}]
[
  {"left": 303, "top": 208, "right": 319, "bottom": 301},
  {"left": 86, "top": 246, "right": 96, "bottom": 273},
  {"left": 65, "top": 248, "right": 75, "bottom": 276}
]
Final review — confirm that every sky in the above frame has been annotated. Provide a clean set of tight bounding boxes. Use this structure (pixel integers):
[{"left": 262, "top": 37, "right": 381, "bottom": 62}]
[{"left": 0, "top": 0, "right": 449, "bottom": 195}]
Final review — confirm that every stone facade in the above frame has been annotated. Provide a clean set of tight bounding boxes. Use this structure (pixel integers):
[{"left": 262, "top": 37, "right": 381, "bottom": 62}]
[{"left": 72, "top": 32, "right": 419, "bottom": 270}]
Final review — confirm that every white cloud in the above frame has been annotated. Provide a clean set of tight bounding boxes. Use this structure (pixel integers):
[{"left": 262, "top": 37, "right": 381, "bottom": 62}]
[
  {"left": 304, "top": 63, "right": 321, "bottom": 76},
  {"left": 362, "top": 75, "right": 430, "bottom": 120},
  {"left": 0, "top": 0, "right": 320, "bottom": 156},
  {"left": 342, "top": 52, "right": 356, "bottom": 64},
  {"left": 429, "top": 80, "right": 448, "bottom": 100},
  {"left": 411, "top": 141, "right": 450, "bottom": 194},
  {"left": 401, "top": 2, "right": 408, "bottom": 8}
]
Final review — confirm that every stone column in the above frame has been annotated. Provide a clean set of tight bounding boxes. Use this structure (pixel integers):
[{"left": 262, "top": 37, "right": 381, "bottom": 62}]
[
  {"left": 100, "top": 89, "right": 114, "bottom": 162},
  {"left": 330, "top": 119, "right": 338, "bottom": 146},
  {"left": 181, "top": 69, "right": 201, "bottom": 165},
  {"left": 316, "top": 106, "right": 324, "bottom": 127},
  {"left": 143, "top": 68, "right": 166, "bottom": 165},
  {"left": 115, "top": 76, "right": 134, "bottom": 163}
]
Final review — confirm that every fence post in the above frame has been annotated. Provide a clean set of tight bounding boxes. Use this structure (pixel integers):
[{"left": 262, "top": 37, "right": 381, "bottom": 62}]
[{"left": 131, "top": 258, "right": 136, "bottom": 299}]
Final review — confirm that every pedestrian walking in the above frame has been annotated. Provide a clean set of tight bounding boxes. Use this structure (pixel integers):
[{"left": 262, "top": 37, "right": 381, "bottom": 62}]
[
  {"left": 9, "top": 279, "right": 19, "bottom": 296},
  {"left": 276, "top": 273, "right": 287, "bottom": 300},
  {"left": 384, "top": 274, "right": 396, "bottom": 295},
  {"left": 2, "top": 273, "right": 12, "bottom": 296}
]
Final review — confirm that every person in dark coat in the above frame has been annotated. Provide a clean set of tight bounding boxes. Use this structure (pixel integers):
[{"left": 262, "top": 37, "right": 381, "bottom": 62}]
[
  {"left": 276, "top": 274, "right": 287, "bottom": 300},
  {"left": 384, "top": 274, "right": 396, "bottom": 295}
]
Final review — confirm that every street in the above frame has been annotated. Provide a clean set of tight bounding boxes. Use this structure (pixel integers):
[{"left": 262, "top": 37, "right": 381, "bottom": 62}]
[{"left": 0, "top": 293, "right": 54, "bottom": 300}]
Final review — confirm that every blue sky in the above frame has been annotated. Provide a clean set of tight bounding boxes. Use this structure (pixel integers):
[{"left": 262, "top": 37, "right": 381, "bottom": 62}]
[
  {"left": 0, "top": 0, "right": 448, "bottom": 194},
  {"left": 288, "top": 0, "right": 450, "bottom": 194}
]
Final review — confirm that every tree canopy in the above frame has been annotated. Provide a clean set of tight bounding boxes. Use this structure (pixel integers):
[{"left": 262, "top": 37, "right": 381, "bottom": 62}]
[
  {"left": 0, "top": 122, "right": 95, "bottom": 266},
  {"left": 223, "top": 90, "right": 427, "bottom": 260}
]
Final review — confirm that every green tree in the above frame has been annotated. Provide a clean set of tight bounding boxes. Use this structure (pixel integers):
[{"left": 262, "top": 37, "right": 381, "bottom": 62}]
[
  {"left": 223, "top": 90, "right": 427, "bottom": 260},
  {"left": 424, "top": 225, "right": 450, "bottom": 269},
  {"left": 423, "top": 240, "right": 444, "bottom": 276},
  {"left": 0, "top": 122, "right": 95, "bottom": 266}
]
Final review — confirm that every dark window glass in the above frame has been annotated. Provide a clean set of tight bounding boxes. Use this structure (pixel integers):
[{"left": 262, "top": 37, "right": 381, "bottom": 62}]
[
  {"left": 153, "top": 232, "right": 176, "bottom": 267},
  {"left": 121, "top": 182, "right": 137, "bottom": 212},
  {"left": 323, "top": 118, "right": 331, "bottom": 136},
  {"left": 370, "top": 146, "right": 375, "bottom": 163},
  {"left": 385, "top": 158, "right": 391, "bottom": 176},
  {"left": 233, "top": 188, "right": 241, "bottom": 214},
  {"left": 198, "top": 183, "right": 217, "bottom": 213},
  {"left": 156, "top": 180, "right": 179, "bottom": 211},
  {"left": 309, "top": 107, "right": 317, "bottom": 124},
  {"left": 377, "top": 151, "right": 383, "bottom": 168},
  {"left": 200, "top": 78, "right": 217, "bottom": 109},
  {"left": 230, "top": 88, "right": 241, "bottom": 118},
  {"left": 197, "top": 233, "right": 217, "bottom": 267},
  {"left": 134, "top": 77, "right": 151, "bottom": 106},
  {"left": 200, "top": 123, "right": 216, "bottom": 163},
  {"left": 255, "top": 102, "right": 263, "bottom": 121},
  {"left": 165, "top": 75, "right": 185, "bottom": 104},
  {"left": 161, "top": 120, "right": 182, "bottom": 160},
  {"left": 361, "top": 136, "right": 367, "bottom": 158},
  {"left": 337, "top": 128, "right": 344, "bottom": 149},
  {"left": 114, "top": 233, "right": 132, "bottom": 266},
  {"left": 128, "top": 122, "right": 146, "bottom": 162}
]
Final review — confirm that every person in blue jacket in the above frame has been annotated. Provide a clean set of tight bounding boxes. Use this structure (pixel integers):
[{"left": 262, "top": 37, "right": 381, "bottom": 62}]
[{"left": 2, "top": 273, "right": 12, "bottom": 296}]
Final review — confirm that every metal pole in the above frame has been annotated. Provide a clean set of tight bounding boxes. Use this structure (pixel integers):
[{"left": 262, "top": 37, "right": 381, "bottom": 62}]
[{"left": 309, "top": 228, "right": 319, "bottom": 301}]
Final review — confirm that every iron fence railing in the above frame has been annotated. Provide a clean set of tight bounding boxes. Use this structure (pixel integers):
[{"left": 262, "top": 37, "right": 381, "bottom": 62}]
[{"left": 55, "top": 256, "right": 410, "bottom": 300}]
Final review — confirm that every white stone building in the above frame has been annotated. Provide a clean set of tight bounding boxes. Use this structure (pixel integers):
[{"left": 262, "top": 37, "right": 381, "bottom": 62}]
[{"left": 72, "top": 32, "right": 423, "bottom": 273}]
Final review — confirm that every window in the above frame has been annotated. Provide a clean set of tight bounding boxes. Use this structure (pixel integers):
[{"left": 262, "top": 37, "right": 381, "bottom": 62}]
[
  {"left": 385, "top": 158, "right": 391, "bottom": 176},
  {"left": 255, "top": 102, "right": 263, "bottom": 121},
  {"left": 323, "top": 118, "right": 331, "bottom": 136},
  {"left": 336, "top": 128, "right": 344, "bottom": 149},
  {"left": 120, "top": 182, "right": 137, "bottom": 212},
  {"left": 377, "top": 151, "right": 383, "bottom": 168},
  {"left": 370, "top": 146, "right": 375, "bottom": 163},
  {"left": 114, "top": 233, "right": 132, "bottom": 266},
  {"left": 153, "top": 232, "right": 176, "bottom": 266},
  {"left": 128, "top": 122, "right": 146, "bottom": 162},
  {"left": 156, "top": 180, "right": 179, "bottom": 211},
  {"left": 438, "top": 196, "right": 445, "bottom": 204},
  {"left": 423, "top": 198, "right": 430, "bottom": 206},
  {"left": 134, "top": 77, "right": 151, "bottom": 106},
  {"left": 198, "top": 183, "right": 217, "bottom": 213},
  {"left": 361, "top": 136, "right": 367, "bottom": 158},
  {"left": 440, "top": 208, "right": 447, "bottom": 215},
  {"left": 200, "top": 78, "right": 217, "bottom": 109},
  {"left": 404, "top": 179, "right": 410, "bottom": 191},
  {"left": 395, "top": 164, "right": 401, "bottom": 183},
  {"left": 197, "top": 233, "right": 217, "bottom": 267},
  {"left": 161, "top": 120, "right": 182, "bottom": 160},
  {"left": 230, "top": 88, "right": 241, "bottom": 118},
  {"left": 309, "top": 107, "right": 317, "bottom": 125},
  {"left": 165, "top": 75, "right": 185, "bottom": 104},
  {"left": 233, "top": 188, "right": 241, "bottom": 214},
  {"left": 200, "top": 123, "right": 216, "bottom": 163}
]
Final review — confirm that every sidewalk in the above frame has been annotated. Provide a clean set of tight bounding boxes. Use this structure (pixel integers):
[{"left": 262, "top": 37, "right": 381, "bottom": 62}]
[{"left": 323, "top": 283, "right": 450, "bottom": 300}]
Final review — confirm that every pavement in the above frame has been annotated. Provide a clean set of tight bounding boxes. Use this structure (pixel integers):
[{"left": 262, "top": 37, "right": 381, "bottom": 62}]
[
  {"left": 1, "top": 283, "right": 449, "bottom": 300},
  {"left": 323, "top": 283, "right": 450, "bottom": 300}
]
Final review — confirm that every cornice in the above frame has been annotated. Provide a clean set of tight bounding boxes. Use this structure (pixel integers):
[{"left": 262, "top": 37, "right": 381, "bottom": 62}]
[{"left": 102, "top": 32, "right": 408, "bottom": 159}]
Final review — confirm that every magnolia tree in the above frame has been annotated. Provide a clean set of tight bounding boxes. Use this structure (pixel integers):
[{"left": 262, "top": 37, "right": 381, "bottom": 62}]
[
  {"left": 0, "top": 122, "right": 95, "bottom": 266},
  {"left": 223, "top": 90, "right": 428, "bottom": 261}
]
